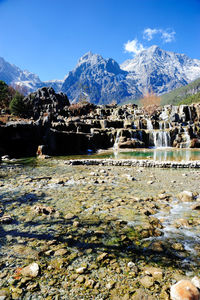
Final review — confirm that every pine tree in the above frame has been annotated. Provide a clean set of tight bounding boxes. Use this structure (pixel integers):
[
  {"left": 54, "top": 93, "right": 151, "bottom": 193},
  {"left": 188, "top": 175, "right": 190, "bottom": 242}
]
[{"left": 9, "top": 92, "right": 26, "bottom": 116}]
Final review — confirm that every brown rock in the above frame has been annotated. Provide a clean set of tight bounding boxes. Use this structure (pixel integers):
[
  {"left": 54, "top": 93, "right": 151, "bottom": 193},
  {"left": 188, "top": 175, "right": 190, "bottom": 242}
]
[
  {"left": 171, "top": 243, "right": 184, "bottom": 251},
  {"left": 191, "top": 204, "right": 200, "bottom": 210},
  {"left": 144, "top": 267, "right": 163, "bottom": 280},
  {"left": 85, "top": 279, "right": 95, "bottom": 288},
  {"left": 33, "top": 204, "right": 56, "bottom": 215},
  {"left": 139, "top": 276, "right": 154, "bottom": 289},
  {"left": 176, "top": 219, "right": 190, "bottom": 227},
  {"left": 21, "top": 263, "right": 39, "bottom": 278},
  {"left": 0, "top": 215, "right": 13, "bottom": 224},
  {"left": 177, "top": 191, "right": 194, "bottom": 202},
  {"left": 54, "top": 248, "right": 68, "bottom": 256},
  {"left": 97, "top": 252, "right": 108, "bottom": 262},
  {"left": 170, "top": 280, "right": 200, "bottom": 300},
  {"left": 150, "top": 241, "right": 165, "bottom": 252}
]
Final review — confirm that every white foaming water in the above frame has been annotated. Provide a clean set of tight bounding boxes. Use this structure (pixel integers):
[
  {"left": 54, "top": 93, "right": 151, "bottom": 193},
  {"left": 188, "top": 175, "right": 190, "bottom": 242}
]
[
  {"left": 113, "top": 130, "right": 121, "bottom": 150},
  {"left": 153, "top": 130, "right": 171, "bottom": 148},
  {"left": 180, "top": 127, "right": 191, "bottom": 148},
  {"left": 146, "top": 119, "right": 153, "bottom": 130},
  {"left": 147, "top": 119, "right": 171, "bottom": 148},
  {"left": 154, "top": 199, "right": 200, "bottom": 263}
]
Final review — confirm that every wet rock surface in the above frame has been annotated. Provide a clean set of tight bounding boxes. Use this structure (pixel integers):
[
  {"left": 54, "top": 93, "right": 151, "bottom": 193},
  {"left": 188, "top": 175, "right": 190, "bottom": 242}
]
[{"left": 0, "top": 158, "right": 200, "bottom": 299}]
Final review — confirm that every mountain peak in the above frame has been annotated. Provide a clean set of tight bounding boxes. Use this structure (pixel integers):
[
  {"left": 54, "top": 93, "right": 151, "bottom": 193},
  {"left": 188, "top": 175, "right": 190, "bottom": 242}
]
[
  {"left": 77, "top": 51, "right": 103, "bottom": 66},
  {"left": 148, "top": 45, "right": 160, "bottom": 51},
  {"left": 141, "top": 45, "right": 164, "bottom": 57}
]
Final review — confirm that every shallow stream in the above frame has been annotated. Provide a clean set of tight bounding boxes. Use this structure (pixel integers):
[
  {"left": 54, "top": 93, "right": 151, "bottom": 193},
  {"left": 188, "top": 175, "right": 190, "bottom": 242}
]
[{"left": 0, "top": 157, "right": 200, "bottom": 299}]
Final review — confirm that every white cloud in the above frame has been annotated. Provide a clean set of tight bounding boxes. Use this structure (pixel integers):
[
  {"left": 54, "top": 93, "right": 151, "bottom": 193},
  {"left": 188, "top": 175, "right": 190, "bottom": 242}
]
[
  {"left": 143, "top": 28, "right": 159, "bottom": 41},
  {"left": 161, "top": 30, "right": 176, "bottom": 43},
  {"left": 143, "top": 28, "right": 176, "bottom": 43},
  {"left": 124, "top": 39, "right": 145, "bottom": 56}
]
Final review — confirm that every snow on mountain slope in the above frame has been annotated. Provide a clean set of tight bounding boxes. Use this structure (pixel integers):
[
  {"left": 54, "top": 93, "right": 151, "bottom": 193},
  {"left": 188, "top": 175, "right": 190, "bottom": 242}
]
[
  {"left": 1, "top": 46, "right": 200, "bottom": 103},
  {"left": 61, "top": 52, "right": 142, "bottom": 104},
  {"left": 0, "top": 56, "right": 63, "bottom": 94},
  {"left": 121, "top": 45, "right": 200, "bottom": 95}
]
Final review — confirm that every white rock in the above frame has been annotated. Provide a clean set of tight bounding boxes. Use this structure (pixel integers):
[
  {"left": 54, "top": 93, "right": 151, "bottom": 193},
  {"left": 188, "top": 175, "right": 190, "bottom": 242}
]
[
  {"left": 191, "top": 276, "right": 200, "bottom": 289},
  {"left": 127, "top": 261, "right": 135, "bottom": 268},
  {"left": 76, "top": 267, "right": 87, "bottom": 274},
  {"left": 177, "top": 191, "right": 194, "bottom": 202},
  {"left": 21, "top": 262, "right": 39, "bottom": 278}
]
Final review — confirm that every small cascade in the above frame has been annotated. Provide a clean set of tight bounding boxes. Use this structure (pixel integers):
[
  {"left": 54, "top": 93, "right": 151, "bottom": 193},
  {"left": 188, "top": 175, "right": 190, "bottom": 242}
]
[
  {"left": 146, "top": 119, "right": 153, "bottom": 130},
  {"left": 153, "top": 131, "right": 171, "bottom": 148},
  {"left": 180, "top": 127, "right": 191, "bottom": 148},
  {"left": 113, "top": 129, "right": 121, "bottom": 150},
  {"left": 147, "top": 119, "right": 171, "bottom": 148},
  {"left": 188, "top": 106, "right": 192, "bottom": 121}
]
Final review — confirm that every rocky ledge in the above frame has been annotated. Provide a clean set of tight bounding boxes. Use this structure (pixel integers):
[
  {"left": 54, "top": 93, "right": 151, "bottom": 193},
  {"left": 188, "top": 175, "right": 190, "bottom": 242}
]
[{"left": 1, "top": 87, "right": 200, "bottom": 157}]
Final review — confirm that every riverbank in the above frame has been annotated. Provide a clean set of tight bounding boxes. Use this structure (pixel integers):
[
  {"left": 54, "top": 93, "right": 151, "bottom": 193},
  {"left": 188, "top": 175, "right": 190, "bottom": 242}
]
[{"left": 0, "top": 159, "right": 200, "bottom": 299}]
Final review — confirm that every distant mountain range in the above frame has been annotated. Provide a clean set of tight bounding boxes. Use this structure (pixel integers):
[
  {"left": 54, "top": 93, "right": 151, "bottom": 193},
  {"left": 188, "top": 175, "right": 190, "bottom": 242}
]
[
  {"left": 0, "top": 56, "right": 63, "bottom": 93},
  {"left": 1, "top": 45, "right": 200, "bottom": 104}
]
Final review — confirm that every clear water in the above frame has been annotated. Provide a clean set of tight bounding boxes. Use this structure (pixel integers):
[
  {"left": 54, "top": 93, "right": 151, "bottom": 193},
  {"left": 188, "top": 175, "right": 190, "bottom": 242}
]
[
  {"left": 2, "top": 149, "right": 200, "bottom": 164},
  {"left": 59, "top": 149, "right": 200, "bottom": 162}
]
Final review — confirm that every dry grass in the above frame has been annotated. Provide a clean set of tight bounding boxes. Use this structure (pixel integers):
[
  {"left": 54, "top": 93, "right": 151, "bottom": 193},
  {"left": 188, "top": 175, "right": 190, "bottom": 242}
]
[
  {"left": 0, "top": 114, "right": 30, "bottom": 124},
  {"left": 140, "top": 91, "right": 161, "bottom": 116}
]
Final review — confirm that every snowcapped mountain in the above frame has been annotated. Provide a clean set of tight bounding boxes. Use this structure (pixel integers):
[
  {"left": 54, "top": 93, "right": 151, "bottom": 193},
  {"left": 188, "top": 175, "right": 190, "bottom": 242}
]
[
  {"left": 62, "top": 47, "right": 200, "bottom": 103},
  {"left": 61, "top": 52, "right": 142, "bottom": 104},
  {"left": 1, "top": 46, "right": 200, "bottom": 103},
  {"left": 0, "top": 56, "right": 42, "bottom": 92},
  {"left": 0, "top": 56, "right": 63, "bottom": 94},
  {"left": 121, "top": 45, "right": 200, "bottom": 95}
]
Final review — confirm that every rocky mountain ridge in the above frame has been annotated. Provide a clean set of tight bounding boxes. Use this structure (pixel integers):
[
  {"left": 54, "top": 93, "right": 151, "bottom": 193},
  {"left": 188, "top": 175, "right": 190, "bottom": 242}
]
[
  {"left": 0, "top": 56, "right": 63, "bottom": 93},
  {"left": 1, "top": 46, "right": 200, "bottom": 104},
  {"left": 121, "top": 45, "right": 200, "bottom": 95}
]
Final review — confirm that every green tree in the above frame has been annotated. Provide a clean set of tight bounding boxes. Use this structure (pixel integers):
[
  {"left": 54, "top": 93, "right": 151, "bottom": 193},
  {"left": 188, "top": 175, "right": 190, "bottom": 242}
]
[
  {"left": 9, "top": 92, "right": 26, "bottom": 116},
  {"left": 0, "top": 80, "right": 9, "bottom": 109}
]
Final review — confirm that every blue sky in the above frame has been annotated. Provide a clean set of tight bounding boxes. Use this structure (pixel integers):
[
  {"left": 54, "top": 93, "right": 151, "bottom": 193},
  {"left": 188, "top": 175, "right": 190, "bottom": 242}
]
[{"left": 0, "top": 0, "right": 199, "bottom": 81}]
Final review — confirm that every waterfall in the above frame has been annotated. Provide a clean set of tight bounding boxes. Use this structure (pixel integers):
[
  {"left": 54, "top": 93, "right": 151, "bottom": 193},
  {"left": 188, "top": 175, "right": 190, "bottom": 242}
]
[
  {"left": 180, "top": 127, "right": 191, "bottom": 148},
  {"left": 188, "top": 107, "right": 192, "bottom": 121},
  {"left": 146, "top": 119, "right": 153, "bottom": 130},
  {"left": 147, "top": 119, "right": 171, "bottom": 148},
  {"left": 153, "top": 131, "right": 171, "bottom": 148},
  {"left": 113, "top": 130, "right": 121, "bottom": 150}
]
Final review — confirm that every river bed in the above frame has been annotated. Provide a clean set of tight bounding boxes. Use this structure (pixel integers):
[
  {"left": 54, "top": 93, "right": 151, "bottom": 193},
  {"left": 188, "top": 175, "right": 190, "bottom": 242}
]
[{"left": 0, "top": 158, "right": 200, "bottom": 299}]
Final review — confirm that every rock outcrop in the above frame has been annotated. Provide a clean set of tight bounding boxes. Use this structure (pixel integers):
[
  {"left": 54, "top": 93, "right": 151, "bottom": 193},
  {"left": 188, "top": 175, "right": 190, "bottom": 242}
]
[
  {"left": 1, "top": 99, "right": 200, "bottom": 157},
  {"left": 23, "top": 87, "right": 70, "bottom": 119}
]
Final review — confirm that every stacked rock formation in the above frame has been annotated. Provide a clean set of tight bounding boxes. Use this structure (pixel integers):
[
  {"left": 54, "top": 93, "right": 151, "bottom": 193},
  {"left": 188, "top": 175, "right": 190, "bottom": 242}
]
[
  {"left": 1, "top": 87, "right": 200, "bottom": 157},
  {"left": 23, "top": 87, "right": 70, "bottom": 119}
]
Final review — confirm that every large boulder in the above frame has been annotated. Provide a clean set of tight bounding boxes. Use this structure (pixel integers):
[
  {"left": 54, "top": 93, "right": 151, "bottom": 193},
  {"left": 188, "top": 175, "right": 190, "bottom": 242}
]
[
  {"left": 0, "top": 121, "right": 40, "bottom": 157},
  {"left": 170, "top": 279, "right": 200, "bottom": 300},
  {"left": 118, "top": 138, "right": 145, "bottom": 148}
]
